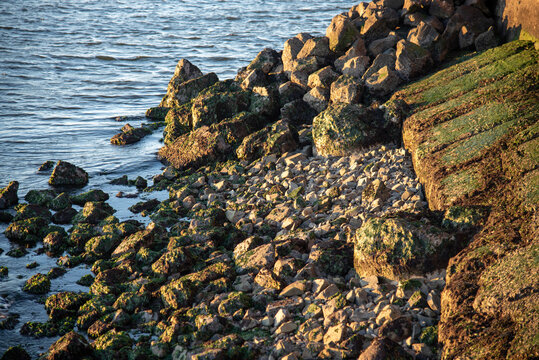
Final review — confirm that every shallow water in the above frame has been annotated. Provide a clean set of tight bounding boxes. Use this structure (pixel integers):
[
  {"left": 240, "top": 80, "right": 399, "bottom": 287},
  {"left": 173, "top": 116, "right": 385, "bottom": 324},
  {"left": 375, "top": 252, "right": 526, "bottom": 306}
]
[{"left": 0, "top": 0, "right": 359, "bottom": 356}]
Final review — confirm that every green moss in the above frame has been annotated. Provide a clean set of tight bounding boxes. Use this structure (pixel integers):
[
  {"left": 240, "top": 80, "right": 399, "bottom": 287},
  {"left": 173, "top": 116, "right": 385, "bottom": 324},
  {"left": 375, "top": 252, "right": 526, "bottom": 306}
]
[
  {"left": 0, "top": 266, "right": 8, "bottom": 276},
  {"left": 71, "top": 189, "right": 109, "bottom": 206},
  {"left": 420, "top": 326, "right": 438, "bottom": 347},
  {"left": 23, "top": 273, "right": 50, "bottom": 294},
  {"left": 76, "top": 274, "right": 94, "bottom": 286},
  {"left": 24, "top": 189, "right": 57, "bottom": 207}
]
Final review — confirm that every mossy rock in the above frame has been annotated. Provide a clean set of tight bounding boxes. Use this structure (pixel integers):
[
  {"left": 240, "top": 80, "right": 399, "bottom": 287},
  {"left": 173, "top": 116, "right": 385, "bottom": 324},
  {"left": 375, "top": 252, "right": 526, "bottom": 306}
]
[
  {"left": 69, "top": 223, "right": 99, "bottom": 249},
  {"left": 93, "top": 329, "right": 133, "bottom": 360},
  {"left": 217, "top": 291, "right": 252, "bottom": 317},
  {"left": 49, "top": 160, "right": 88, "bottom": 187},
  {"left": 312, "top": 103, "right": 380, "bottom": 156},
  {"left": 13, "top": 204, "right": 52, "bottom": 222},
  {"left": 354, "top": 214, "right": 460, "bottom": 280},
  {"left": 151, "top": 247, "right": 192, "bottom": 276},
  {"left": 164, "top": 102, "right": 192, "bottom": 144},
  {"left": 50, "top": 192, "right": 72, "bottom": 211},
  {"left": 5, "top": 216, "right": 49, "bottom": 245},
  {"left": 1, "top": 346, "right": 30, "bottom": 360},
  {"left": 85, "top": 234, "right": 120, "bottom": 257},
  {"left": 72, "top": 201, "right": 115, "bottom": 224},
  {"left": 113, "top": 291, "right": 147, "bottom": 313},
  {"left": 23, "top": 273, "right": 51, "bottom": 294},
  {"left": 71, "top": 189, "right": 109, "bottom": 206},
  {"left": 145, "top": 106, "right": 170, "bottom": 121},
  {"left": 45, "top": 291, "right": 92, "bottom": 320},
  {"left": 24, "top": 189, "right": 57, "bottom": 207}
]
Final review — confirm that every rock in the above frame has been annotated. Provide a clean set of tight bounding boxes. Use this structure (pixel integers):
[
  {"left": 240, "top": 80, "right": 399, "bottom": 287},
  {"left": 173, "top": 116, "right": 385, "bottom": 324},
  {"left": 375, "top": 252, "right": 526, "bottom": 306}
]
[
  {"left": 52, "top": 207, "right": 77, "bottom": 224},
  {"left": 429, "top": 0, "right": 455, "bottom": 19},
  {"left": 402, "top": 0, "right": 429, "bottom": 14},
  {"left": 24, "top": 189, "right": 57, "bottom": 207},
  {"left": 241, "top": 69, "right": 268, "bottom": 89},
  {"left": 307, "top": 66, "right": 339, "bottom": 89},
  {"left": 312, "top": 103, "right": 379, "bottom": 156},
  {"left": 1, "top": 346, "right": 31, "bottom": 360},
  {"left": 280, "top": 99, "right": 317, "bottom": 126},
  {"left": 236, "top": 120, "right": 299, "bottom": 161},
  {"left": 395, "top": 40, "right": 433, "bottom": 81},
  {"left": 334, "top": 39, "right": 367, "bottom": 72},
  {"left": 407, "top": 21, "right": 440, "bottom": 51},
  {"left": 475, "top": 26, "right": 498, "bottom": 51},
  {"left": 0, "top": 182, "right": 19, "bottom": 210},
  {"left": 49, "top": 161, "right": 88, "bottom": 187},
  {"left": 361, "top": 16, "right": 391, "bottom": 42},
  {"left": 358, "top": 337, "right": 413, "bottom": 360},
  {"left": 279, "top": 280, "right": 309, "bottom": 297},
  {"left": 297, "top": 37, "right": 331, "bottom": 60},
  {"left": 326, "top": 14, "right": 360, "bottom": 53},
  {"left": 160, "top": 70, "right": 218, "bottom": 108},
  {"left": 158, "top": 126, "right": 231, "bottom": 170},
  {"left": 255, "top": 268, "right": 284, "bottom": 290},
  {"left": 5, "top": 216, "right": 49, "bottom": 245},
  {"left": 408, "top": 290, "right": 428, "bottom": 308},
  {"left": 38, "top": 160, "right": 55, "bottom": 172},
  {"left": 427, "top": 290, "right": 441, "bottom": 312},
  {"left": 330, "top": 75, "right": 363, "bottom": 104},
  {"left": 364, "top": 65, "right": 401, "bottom": 98},
  {"left": 379, "top": 0, "right": 405, "bottom": 9},
  {"left": 173, "top": 58, "right": 204, "bottom": 83},
  {"left": 379, "top": 316, "right": 413, "bottom": 342},
  {"left": 218, "top": 291, "right": 252, "bottom": 317},
  {"left": 368, "top": 32, "right": 400, "bottom": 57},
  {"left": 246, "top": 48, "right": 281, "bottom": 75},
  {"left": 71, "top": 189, "right": 109, "bottom": 206},
  {"left": 50, "top": 192, "right": 71, "bottom": 211},
  {"left": 23, "top": 273, "right": 51, "bottom": 294},
  {"left": 441, "top": 5, "right": 493, "bottom": 54},
  {"left": 341, "top": 56, "right": 371, "bottom": 79},
  {"left": 128, "top": 198, "right": 160, "bottom": 214},
  {"left": 275, "top": 321, "right": 297, "bottom": 334},
  {"left": 283, "top": 36, "right": 305, "bottom": 73},
  {"left": 45, "top": 292, "right": 91, "bottom": 320},
  {"left": 324, "top": 324, "right": 347, "bottom": 345},
  {"left": 145, "top": 106, "right": 170, "bottom": 121},
  {"left": 110, "top": 123, "right": 150, "bottom": 145},
  {"left": 362, "top": 179, "right": 390, "bottom": 205},
  {"left": 279, "top": 81, "right": 307, "bottom": 106},
  {"left": 235, "top": 243, "right": 275, "bottom": 274},
  {"left": 72, "top": 201, "right": 115, "bottom": 224},
  {"left": 354, "top": 214, "right": 459, "bottom": 279},
  {"left": 151, "top": 247, "right": 192, "bottom": 276},
  {"left": 43, "top": 231, "right": 67, "bottom": 253},
  {"left": 303, "top": 86, "right": 330, "bottom": 113}
]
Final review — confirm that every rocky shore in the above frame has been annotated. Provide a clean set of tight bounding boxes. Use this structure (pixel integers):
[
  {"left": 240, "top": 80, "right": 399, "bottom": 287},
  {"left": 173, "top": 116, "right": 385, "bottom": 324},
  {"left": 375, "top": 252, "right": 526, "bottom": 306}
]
[{"left": 1, "top": 0, "right": 537, "bottom": 359}]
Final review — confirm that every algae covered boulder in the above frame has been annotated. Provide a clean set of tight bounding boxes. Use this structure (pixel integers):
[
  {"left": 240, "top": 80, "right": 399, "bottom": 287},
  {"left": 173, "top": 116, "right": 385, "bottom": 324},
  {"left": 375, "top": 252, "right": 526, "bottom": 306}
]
[
  {"left": 326, "top": 14, "right": 360, "bottom": 53},
  {"left": 71, "top": 189, "right": 109, "bottom": 206},
  {"left": 110, "top": 123, "right": 150, "bottom": 145},
  {"left": 49, "top": 161, "right": 88, "bottom": 187},
  {"left": 72, "top": 201, "right": 115, "bottom": 224},
  {"left": 45, "top": 292, "right": 92, "bottom": 320},
  {"left": 0, "top": 181, "right": 19, "bottom": 209},
  {"left": 312, "top": 103, "right": 379, "bottom": 156},
  {"left": 47, "top": 331, "right": 93, "bottom": 360},
  {"left": 23, "top": 273, "right": 51, "bottom": 294},
  {"left": 236, "top": 120, "right": 299, "bottom": 161},
  {"left": 5, "top": 216, "right": 50, "bottom": 244},
  {"left": 354, "top": 214, "right": 460, "bottom": 279}
]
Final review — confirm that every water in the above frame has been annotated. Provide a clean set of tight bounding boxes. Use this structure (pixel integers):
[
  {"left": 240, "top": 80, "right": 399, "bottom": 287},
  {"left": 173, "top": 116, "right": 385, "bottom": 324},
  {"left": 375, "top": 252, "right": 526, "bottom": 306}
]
[{"left": 0, "top": 0, "right": 358, "bottom": 356}]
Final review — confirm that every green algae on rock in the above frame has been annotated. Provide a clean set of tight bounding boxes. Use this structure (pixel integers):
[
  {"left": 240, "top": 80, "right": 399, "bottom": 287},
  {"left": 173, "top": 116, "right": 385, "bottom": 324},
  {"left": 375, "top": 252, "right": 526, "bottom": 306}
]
[
  {"left": 23, "top": 273, "right": 51, "bottom": 294},
  {"left": 49, "top": 161, "right": 88, "bottom": 187}
]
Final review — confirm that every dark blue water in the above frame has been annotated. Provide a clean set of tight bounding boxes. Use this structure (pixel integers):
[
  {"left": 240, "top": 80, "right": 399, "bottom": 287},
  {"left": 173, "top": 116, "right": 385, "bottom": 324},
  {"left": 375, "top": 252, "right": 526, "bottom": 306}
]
[{"left": 0, "top": 0, "right": 358, "bottom": 356}]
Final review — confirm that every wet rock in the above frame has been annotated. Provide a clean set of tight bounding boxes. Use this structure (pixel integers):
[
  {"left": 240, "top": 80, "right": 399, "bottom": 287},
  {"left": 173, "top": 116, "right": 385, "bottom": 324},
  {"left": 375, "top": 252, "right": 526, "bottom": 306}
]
[
  {"left": 49, "top": 192, "right": 71, "bottom": 211},
  {"left": 236, "top": 120, "right": 299, "bottom": 162},
  {"left": 52, "top": 207, "right": 78, "bottom": 225},
  {"left": 5, "top": 216, "right": 49, "bottom": 245},
  {"left": 1, "top": 346, "right": 31, "bottom": 360},
  {"left": 158, "top": 126, "right": 231, "bottom": 170},
  {"left": 93, "top": 329, "right": 133, "bottom": 357},
  {"left": 358, "top": 337, "right": 413, "bottom": 360},
  {"left": 25, "top": 189, "right": 56, "bottom": 207},
  {"left": 354, "top": 213, "right": 460, "bottom": 279},
  {"left": 71, "top": 189, "right": 109, "bottom": 206},
  {"left": 49, "top": 161, "right": 88, "bottom": 187},
  {"left": 23, "top": 273, "right": 51, "bottom": 294},
  {"left": 151, "top": 247, "right": 192, "bottom": 276},
  {"left": 14, "top": 204, "right": 52, "bottom": 222},
  {"left": 330, "top": 75, "right": 363, "bottom": 104},
  {"left": 312, "top": 103, "right": 379, "bottom": 156},
  {"left": 45, "top": 292, "right": 92, "bottom": 320},
  {"left": 128, "top": 198, "right": 160, "bottom": 214},
  {"left": 0, "top": 181, "right": 19, "bottom": 209},
  {"left": 110, "top": 123, "right": 151, "bottom": 145},
  {"left": 326, "top": 14, "right": 360, "bottom": 53},
  {"left": 72, "top": 201, "right": 115, "bottom": 224},
  {"left": 38, "top": 160, "right": 55, "bottom": 172},
  {"left": 163, "top": 103, "right": 192, "bottom": 144},
  {"left": 0, "top": 211, "right": 13, "bottom": 223},
  {"left": 43, "top": 231, "right": 67, "bottom": 253},
  {"left": 145, "top": 106, "right": 170, "bottom": 122}
]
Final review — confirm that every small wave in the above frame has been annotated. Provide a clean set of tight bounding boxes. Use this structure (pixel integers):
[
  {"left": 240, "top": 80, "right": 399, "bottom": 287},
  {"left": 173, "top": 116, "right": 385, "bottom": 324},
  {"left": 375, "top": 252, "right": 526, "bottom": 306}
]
[
  {"left": 96, "top": 55, "right": 116, "bottom": 61},
  {"left": 208, "top": 56, "right": 234, "bottom": 61},
  {"left": 225, "top": 16, "right": 240, "bottom": 20},
  {"left": 185, "top": 36, "right": 201, "bottom": 40}
]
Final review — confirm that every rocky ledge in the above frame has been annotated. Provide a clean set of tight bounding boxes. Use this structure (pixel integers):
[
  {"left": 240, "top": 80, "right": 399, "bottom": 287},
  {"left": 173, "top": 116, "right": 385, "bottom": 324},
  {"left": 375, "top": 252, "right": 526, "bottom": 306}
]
[{"left": 1, "top": 0, "right": 537, "bottom": 359}]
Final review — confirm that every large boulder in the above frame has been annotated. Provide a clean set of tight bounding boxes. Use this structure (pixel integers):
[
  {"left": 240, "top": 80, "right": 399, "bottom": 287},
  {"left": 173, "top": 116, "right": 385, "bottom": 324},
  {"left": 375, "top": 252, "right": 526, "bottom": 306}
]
[
  {"left": 49, "top": 161, "right": 88, "bottom": 187},
  {"left": 364, "top": 65, "right": 402, "bottom": 98},
  {"left": 342, "top": 56, "right": 371, "bottom": 79},
  {"left": 407, "top": 21, "right": 440, "bottom": 51},
  {"left": 283, "top": 34, "right": 310, "bottom": 73},
  {"left": 303, "top": 86, "right": 330, "bottom": 113},
  {"left": 334, "top": 39, "right": 368, "bottom": 72},
  {"left": 326, "top": 14, "right": 360, "bottom": 53},
  {"left": 312, "top": 103, "right": 380, "bottom": 156},
  {"left": 160, "top": 72, "right": 219, "bottom": 108},
  {"left": 158, "top": 126, "right": 231, "bottom": 170},
  {"left": 395, "top": 40, "right": 433, "bottom": 81},
  {"left": 354, "top": 213, "right": 462, "bottom": 280},
  {"left": 0, "top": 181, "right": 18, "bottom": 209},
  {"left": 236, "top": 120, "right": 298, "bottom": 161},
  {"left": 330, "top": 75, "right": 364, "bottom": 104}
]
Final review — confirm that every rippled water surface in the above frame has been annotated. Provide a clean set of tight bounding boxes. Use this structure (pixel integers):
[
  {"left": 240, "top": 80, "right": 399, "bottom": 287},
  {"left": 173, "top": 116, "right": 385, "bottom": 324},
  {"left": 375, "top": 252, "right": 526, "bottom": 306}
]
[{"left": 0, "top": 0, "right": 358, "bottom": 356}]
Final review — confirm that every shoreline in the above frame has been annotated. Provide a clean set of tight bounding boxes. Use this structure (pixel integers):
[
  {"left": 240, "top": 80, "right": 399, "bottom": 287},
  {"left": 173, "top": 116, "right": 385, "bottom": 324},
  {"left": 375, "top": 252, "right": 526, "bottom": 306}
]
[{"left": 1, "top": 1, "right": 537, "bottom": 359}]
